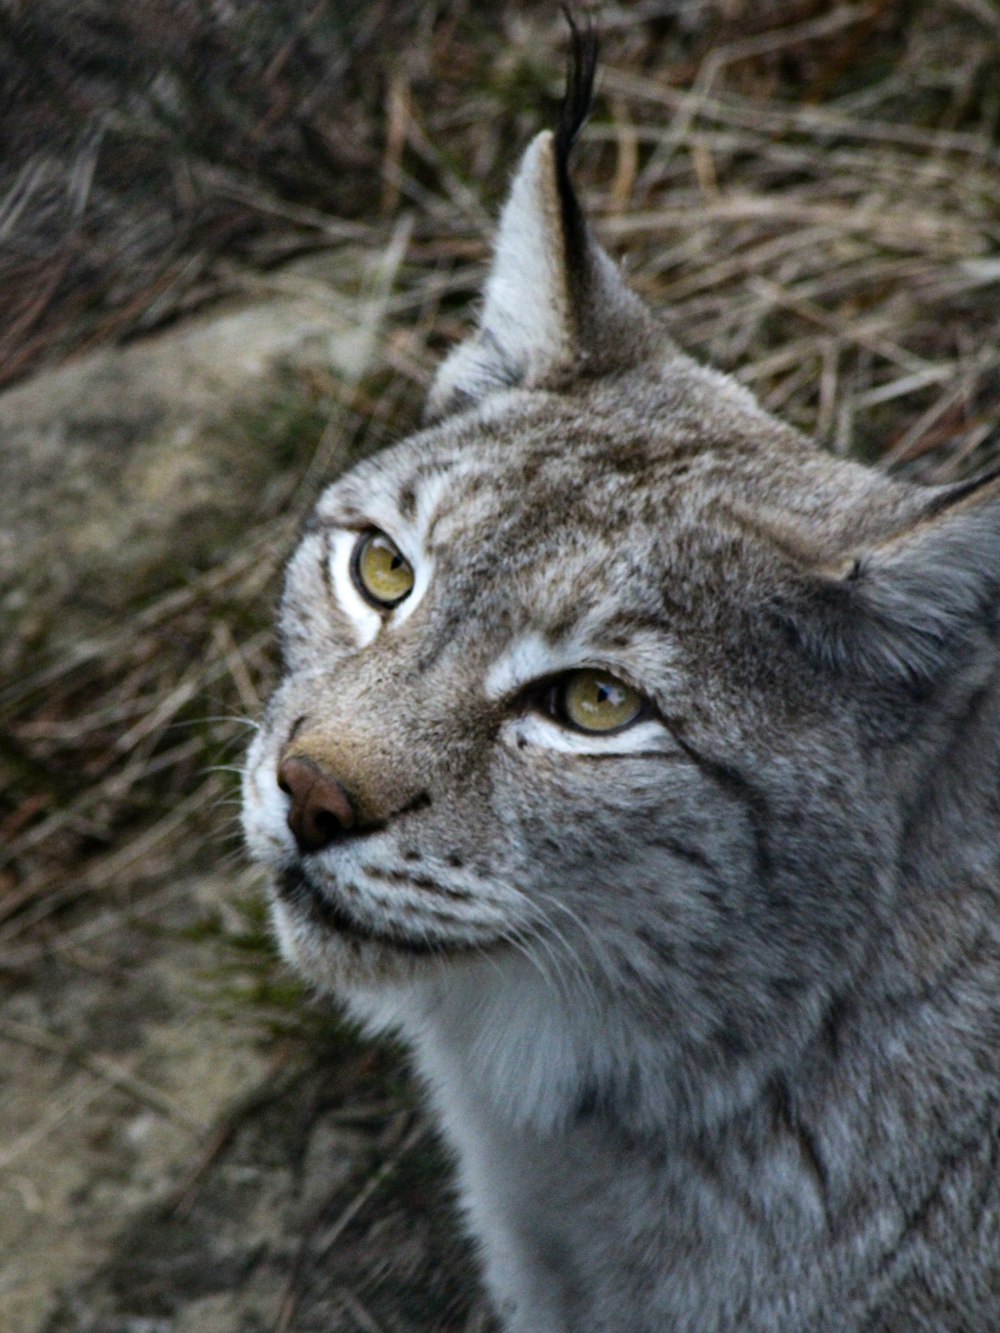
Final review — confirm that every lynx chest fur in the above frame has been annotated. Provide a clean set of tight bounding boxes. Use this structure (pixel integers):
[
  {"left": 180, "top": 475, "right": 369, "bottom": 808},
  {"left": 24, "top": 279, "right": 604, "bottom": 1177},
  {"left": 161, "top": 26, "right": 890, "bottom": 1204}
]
[{"left": 242, "top": 44, "right": 1000, "bottom": 1333}]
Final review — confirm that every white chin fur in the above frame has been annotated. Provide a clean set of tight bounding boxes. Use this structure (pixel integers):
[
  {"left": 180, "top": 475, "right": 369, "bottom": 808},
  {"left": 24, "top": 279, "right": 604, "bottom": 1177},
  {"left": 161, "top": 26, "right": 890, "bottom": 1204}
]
[{"left": 268, "top": 892, "right": 442, "bottom": 992}]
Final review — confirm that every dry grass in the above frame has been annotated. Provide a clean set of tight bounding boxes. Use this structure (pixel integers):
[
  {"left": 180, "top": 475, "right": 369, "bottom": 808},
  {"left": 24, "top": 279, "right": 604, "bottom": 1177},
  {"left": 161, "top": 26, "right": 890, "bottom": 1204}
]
[{"left": 2, "top": 0, "right": 1000, "bottom": 989}]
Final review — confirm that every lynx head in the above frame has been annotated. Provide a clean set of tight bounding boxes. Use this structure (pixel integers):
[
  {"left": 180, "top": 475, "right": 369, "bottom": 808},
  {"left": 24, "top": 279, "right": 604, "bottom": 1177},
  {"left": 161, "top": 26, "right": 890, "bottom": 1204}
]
[{"left": 242, "top": 35, "right": 1000, "bottom": 1132}]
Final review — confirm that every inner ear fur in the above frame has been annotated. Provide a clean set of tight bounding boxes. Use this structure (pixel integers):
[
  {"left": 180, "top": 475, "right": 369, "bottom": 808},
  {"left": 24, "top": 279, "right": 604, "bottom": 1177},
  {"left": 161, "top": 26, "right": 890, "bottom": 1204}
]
[{"left": 787, "top": 471, "right": 1000, "bottom": 689}]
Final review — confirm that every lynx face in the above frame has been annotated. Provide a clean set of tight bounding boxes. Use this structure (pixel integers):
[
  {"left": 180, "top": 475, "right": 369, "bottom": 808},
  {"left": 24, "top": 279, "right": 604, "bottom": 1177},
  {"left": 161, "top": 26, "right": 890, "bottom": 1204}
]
[{"left": 243, "top": 110, "right": 1000, "bottom": 1134}]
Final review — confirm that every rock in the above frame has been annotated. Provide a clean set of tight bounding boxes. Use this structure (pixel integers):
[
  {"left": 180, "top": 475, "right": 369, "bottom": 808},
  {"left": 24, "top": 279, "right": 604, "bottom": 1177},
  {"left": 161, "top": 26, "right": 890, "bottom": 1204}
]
[
  {"left": 0, "top": 256, "right": 406, "bottom": 1330},
  {"left": 0, "top": 271, "right": 374, "bottom": 677}
]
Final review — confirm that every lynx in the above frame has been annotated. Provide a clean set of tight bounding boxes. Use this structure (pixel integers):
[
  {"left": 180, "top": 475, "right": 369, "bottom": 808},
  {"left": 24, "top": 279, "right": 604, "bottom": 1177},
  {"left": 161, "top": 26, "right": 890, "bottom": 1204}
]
[{"left": 242, "top": 31, "right": 1000, "bottom": 1332}]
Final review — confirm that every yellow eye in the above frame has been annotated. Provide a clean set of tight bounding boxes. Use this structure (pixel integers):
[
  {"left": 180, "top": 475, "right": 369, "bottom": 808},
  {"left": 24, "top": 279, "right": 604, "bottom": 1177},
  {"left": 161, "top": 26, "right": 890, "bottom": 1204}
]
[
  {"left": 559, "top": 669, "right": 645, "bottom": 734},
  {"left": 352, "top": 530, "right": 415, "bottom": 608}
]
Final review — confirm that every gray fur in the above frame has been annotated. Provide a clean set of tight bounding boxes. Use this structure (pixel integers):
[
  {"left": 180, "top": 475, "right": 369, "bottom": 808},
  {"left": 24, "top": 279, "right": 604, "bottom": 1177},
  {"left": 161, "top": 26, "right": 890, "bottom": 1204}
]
[{"left": 242, "top": 93, "right": 1000, "bottom": 1331}]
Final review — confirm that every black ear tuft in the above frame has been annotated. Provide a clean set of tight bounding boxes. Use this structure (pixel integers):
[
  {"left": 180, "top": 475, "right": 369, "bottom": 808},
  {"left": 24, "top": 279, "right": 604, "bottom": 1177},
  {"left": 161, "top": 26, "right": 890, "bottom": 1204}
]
[
  {"left": 921, "top": 463, "right": 1000, "bottom": 514},
  {"left": 555, "top": 7, "right": 599, "bottom": 257},
  {"left": 556, "top": 7, "right": 599, "bottom": 167}
]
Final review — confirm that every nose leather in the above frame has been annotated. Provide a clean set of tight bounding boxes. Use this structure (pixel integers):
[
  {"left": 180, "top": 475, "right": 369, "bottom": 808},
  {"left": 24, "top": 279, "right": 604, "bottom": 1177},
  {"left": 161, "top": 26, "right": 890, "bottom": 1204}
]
[{"left": 277, "top": 755, "right": 355, "bottom": 854}]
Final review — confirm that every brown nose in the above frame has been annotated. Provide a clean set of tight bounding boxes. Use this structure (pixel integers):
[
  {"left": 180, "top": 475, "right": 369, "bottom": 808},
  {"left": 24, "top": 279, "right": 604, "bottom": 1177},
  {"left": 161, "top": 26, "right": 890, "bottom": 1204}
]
[{"left": 277, "top": 755, "right": 355, "bottom": 854}]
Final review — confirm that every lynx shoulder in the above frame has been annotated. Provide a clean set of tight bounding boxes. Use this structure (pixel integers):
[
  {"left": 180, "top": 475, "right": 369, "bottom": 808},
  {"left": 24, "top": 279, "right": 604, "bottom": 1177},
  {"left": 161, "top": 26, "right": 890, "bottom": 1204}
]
[{"left": 242, "top": 31, "right": 1000, "bottom": 1332}]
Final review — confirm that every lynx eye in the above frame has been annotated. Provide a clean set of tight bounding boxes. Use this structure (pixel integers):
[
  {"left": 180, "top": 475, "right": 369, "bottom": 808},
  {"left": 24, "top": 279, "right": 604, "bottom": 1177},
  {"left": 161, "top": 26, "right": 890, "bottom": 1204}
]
[
  {"left": 553, "top": 669, "right": 645, "bottom": 734},
  {"left": 351, "top": 530, "right": 415, "bottom": 609}
]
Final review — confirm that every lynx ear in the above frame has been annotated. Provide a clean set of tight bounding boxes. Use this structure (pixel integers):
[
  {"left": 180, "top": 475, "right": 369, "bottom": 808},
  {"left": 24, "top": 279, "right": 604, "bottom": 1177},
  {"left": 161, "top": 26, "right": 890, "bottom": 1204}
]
[
  {"left": 425, "top": 26, "right": 660, "bottom": 423},
  {"left": 425, "top": 130, "right": 575, "bottom": 420},
  {"left": 794, "top": 474, "right": 1000, "bottom": 688}
]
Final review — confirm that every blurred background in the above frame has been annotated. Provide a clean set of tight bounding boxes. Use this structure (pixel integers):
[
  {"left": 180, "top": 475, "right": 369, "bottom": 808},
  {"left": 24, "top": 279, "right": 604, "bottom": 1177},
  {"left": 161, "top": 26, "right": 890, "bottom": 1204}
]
[{"left": 2, "top": 2, "right": 999, "bottom": 1328}]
